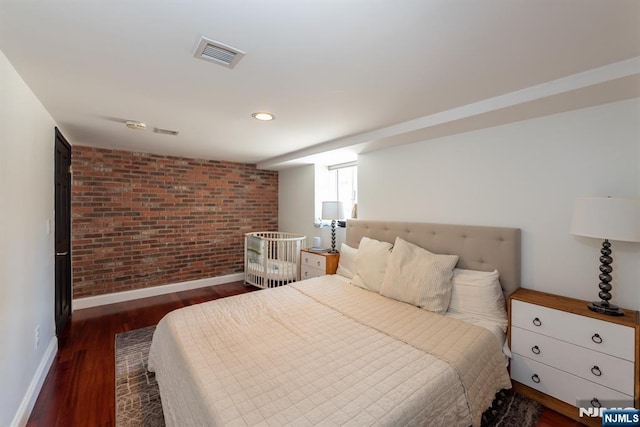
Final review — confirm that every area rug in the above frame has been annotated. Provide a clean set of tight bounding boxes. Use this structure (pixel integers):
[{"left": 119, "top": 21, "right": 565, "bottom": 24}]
[
  {"left": 480, "top": 387, "right": 543, "bottom": 427},
  {"left": 115, "top": 326, "right": 543, "bottom": 427},
  {"left": 115, "top": 325, "right": 165, "bottom": 427}
]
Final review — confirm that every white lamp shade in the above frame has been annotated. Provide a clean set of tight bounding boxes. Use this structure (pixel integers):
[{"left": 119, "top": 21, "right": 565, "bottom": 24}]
[
  {"left": 321, "top": 201, "right": 344, "bottom": 220},
  {"left": 570, "top": 197, "right": 640, "bottom": 242}
]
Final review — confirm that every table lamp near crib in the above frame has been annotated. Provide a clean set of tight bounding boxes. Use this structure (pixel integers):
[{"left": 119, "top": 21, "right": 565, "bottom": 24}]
[{"left": 322, "top": 201, "right": 344, "bottom": 253}]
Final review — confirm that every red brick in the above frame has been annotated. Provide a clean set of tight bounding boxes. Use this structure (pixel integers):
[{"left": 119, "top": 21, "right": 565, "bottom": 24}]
[{"left": 71, "top": 146, "right": 278, "bottom": 298}]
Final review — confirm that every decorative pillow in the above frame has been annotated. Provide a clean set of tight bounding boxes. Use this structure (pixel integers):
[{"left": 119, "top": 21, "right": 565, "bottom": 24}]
[
  {"left": 448, "top": 268, "right": 508, "bottom": 331},
  {"left": 351, "top": 237, "right": 394, "bottom": 292},
  {"left": 247, "top": 235, "right": 264, "bottom": 264},
  {"left": 336, "top": 243, "right": 358, "bottom": 279},
  {"left": 379, "top": 237, "right": 459, "bottom": 314}
]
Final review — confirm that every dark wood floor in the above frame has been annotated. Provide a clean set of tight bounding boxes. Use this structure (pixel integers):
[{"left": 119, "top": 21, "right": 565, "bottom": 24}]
[{"left": 27, "top": 281, "right": 582, "bottom": 426}]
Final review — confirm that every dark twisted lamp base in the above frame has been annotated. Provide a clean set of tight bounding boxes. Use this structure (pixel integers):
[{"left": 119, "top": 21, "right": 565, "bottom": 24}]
[
  {"left": 328, "top": 220, "right": 338, "bottom": 253},
  {"left": 588, "top": 239, "right": 623, "bottom": 316}
]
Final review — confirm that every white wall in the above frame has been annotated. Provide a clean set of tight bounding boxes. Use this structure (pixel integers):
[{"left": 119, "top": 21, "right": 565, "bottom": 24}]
[
  {"left": 0, "top": 51, "right": 58, "bottom": 426},
  {"left": 278, "top": 99, "right": 640, "bottom": 309},
  {"left": 278, "top": 164, "right": 315, "bottom": 246},
  {"left": 358, "top": 99, "right": 640, "bottom": 309},
  {"left": 279, "top": 164, "right": 346, "bottom": 249}
]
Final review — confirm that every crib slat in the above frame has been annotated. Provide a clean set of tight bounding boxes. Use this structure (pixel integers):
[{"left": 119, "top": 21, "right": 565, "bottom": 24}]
[{"left": 244, "top": 232, "right": 306, "bottom": 289}]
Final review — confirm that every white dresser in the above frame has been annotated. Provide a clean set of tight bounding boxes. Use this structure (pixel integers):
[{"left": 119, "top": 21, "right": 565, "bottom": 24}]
[
  {"left": 509, "top": 289, "right": 639, "bottom": 426},
  {"left": 300, "top": 249, "right": 339, "bottom": 280}
]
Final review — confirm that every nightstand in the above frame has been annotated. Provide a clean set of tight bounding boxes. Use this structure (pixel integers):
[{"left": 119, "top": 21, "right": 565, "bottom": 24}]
[
  {"left": 300, "top": 249, "right": 339, "bottom": 280},
  {"left": 509, "top": 289, "right": 639, "bottom": 426}
]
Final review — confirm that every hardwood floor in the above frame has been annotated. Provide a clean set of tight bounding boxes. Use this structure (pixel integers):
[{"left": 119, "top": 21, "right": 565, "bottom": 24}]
[
  {"left": 27, "top": 282, "right": 258, "bottom": 427},
  {"left": 536, "top": 410, "right": 585, "bottom": 427},
  {"left": 27, "top": 281, "right": 582, "bottom": 426}
]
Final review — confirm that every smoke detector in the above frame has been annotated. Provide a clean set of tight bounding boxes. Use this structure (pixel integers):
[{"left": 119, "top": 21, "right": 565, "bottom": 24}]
[
  {"left": 125, "top": 120, "right": 147, "bottom": 130},
  {"left": 193, "top": 37, "right": 245, "bottom": 69}
]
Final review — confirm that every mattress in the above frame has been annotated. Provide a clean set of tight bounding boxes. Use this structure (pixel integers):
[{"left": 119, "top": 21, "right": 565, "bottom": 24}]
[
  {"left": 331, "top": 275, "right": 508, "bottom": 349},
  {"left": 246, "top": 259, "right": 298, "bottom": 281},
  {"left": 148, "top": 275, "right": 511, "bottom": 427}
]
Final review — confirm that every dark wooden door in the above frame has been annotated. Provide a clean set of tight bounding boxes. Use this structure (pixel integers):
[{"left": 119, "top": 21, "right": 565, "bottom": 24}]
[{"left": 55, "top": 128, "right": 72, "bottom": 335}]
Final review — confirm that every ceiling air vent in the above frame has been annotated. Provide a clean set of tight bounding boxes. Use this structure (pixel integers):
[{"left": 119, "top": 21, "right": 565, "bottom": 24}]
[
  {"left": 153, "top": 127, "right": 179, "bottom": 136},
  {"left": 193, "top": 37, "right": 245, "bottom": 69}
]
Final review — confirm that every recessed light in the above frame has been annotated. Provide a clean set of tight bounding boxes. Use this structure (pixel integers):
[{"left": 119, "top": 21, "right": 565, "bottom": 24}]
[
  {"left": 125, "top": 120, "right": 147, "bottom": 130},
  {"left": 252, "top": 112, "right": 274, "bottom": 121}
]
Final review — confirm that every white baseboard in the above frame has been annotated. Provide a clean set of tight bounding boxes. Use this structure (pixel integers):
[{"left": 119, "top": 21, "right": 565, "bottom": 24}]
[
  {"left": 72, "top": 273, "right": 245, "bottom": 311},
  {"left": 11, "top": 336, "right": 58, "bottom": 427}
]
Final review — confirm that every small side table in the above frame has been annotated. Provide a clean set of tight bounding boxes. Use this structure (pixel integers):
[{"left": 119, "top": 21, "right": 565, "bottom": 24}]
[
  {"left": 300, "top": 249, "right": 340, "bottom": 280},
  {"left": 509, "top": 288, "right": 639, "bottom": 426}
]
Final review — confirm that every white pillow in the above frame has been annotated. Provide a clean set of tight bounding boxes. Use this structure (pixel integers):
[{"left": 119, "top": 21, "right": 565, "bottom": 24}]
[
  {"left": 336, "top": 243, "right": 358, "bottom": 279},
  {"left": 379, "top": 237, "right": 459, "bottom": 313},
  {"left": 448, "top": 268, "right": 508, "bottom": 331},
  {"left": 351, "top": 237, "right": 393, "bottom": 292}
]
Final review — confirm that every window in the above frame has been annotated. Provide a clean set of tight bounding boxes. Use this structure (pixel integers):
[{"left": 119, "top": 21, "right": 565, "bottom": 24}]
[
  {"left": 314, "top": 161, "right": 358, "bottom": 227},
  {"left": 328, "top": 161, "right": 357, "bottom": 220}
]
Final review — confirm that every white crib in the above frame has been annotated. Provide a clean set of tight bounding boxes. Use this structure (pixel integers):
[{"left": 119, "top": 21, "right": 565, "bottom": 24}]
[{"left": 244, "top": 231, "right": 306, "bottom": 289}]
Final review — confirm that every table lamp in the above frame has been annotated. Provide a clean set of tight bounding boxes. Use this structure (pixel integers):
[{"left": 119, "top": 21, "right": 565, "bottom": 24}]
[
  {"left": 570, "top": 197, "right": 640, "bottom": 316},
  {"left": 321, "top": 201, "right": 344, "bottom": 253}
]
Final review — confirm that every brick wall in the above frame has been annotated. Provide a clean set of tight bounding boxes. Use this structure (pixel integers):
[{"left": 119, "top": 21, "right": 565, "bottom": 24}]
[{"left": 71, "top": 146, "right": 278, "bottom": 298}]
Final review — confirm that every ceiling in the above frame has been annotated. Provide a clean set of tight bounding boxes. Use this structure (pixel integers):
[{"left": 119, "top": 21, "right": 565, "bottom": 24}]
[{"left": 1, "top": 1, "right": 639, "bottom": 169}]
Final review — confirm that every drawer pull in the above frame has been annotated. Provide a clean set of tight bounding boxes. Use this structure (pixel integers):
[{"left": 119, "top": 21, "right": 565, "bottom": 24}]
[
  {"left": 591, "top": 398, "right": 601, "bottom": 408},
  {"left": 531, "top": 374, "right": 540, "bottom": 383},
  {"left": 532, "top": 317, "right": 542, "bottom": 327},
  {"left": 304, "top": 271, "right": 308, "bottom": 277},
  {"left": 591, "top": 366, "right": 602, "bottom": 377},
  {"left": 591, "top": 333, "right": 603, "bottom": 344},
  {"left": 305, "top": 257, "right": 309, "bottom": 263},
  {"left": 531, "top": 345, "right": 541, "bottom": 355},
  {"left": 317, "top": 261, "right": 321, "bottom": 267}
]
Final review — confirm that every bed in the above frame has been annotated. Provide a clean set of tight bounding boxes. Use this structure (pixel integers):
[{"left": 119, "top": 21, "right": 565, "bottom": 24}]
[
  {"left": 244, "top": 232, "right": 306, "bottom": 288},
  {"left": 149, "top": 220, "right": 521, "bottom": 426}
]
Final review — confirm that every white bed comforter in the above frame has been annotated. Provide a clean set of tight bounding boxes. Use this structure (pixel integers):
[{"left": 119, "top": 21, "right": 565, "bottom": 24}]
[{"left": 148, "top": 276, "right": 511, "bottom": 427}]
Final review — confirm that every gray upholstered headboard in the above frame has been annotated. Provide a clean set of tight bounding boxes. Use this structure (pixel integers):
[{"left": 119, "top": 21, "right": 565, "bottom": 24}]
[{"left": 346, "top": 220, "right": 521, "bottom": 297}]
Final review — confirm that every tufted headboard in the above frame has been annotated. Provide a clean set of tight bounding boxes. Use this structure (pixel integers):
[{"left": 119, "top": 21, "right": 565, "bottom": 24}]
[{"left": 346, "top": 220, "right": 521, "bottom": 297}]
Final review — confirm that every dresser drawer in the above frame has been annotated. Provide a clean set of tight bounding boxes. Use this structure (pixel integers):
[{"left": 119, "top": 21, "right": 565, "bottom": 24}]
[
  {"left": 511, "top": 354, "right": 634, "bottom": 407},
  {"left": 511, "top": 326, "right": 634, "bottom": 395},
  {"left": 301, "top": 252, "right": 326, "bottom": 271},
  {"left": 511, "top": 300, "right": 635, "bottom": 361},
  {"left": 301, "top": 265, "right": 325, "bottom": 280}
]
